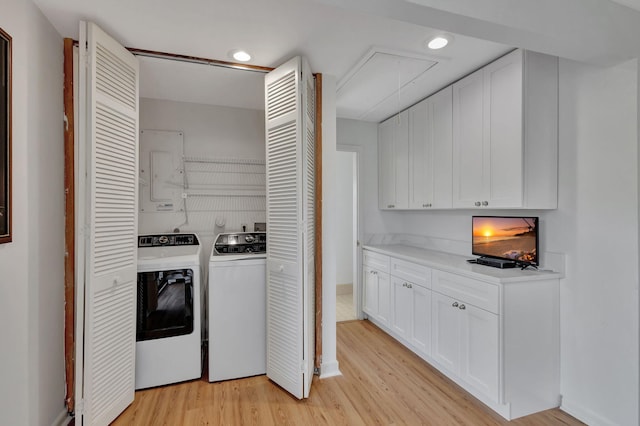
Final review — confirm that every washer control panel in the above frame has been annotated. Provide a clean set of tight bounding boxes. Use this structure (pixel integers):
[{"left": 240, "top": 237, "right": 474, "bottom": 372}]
[
  {"left": 138, "top": 233, "right": 199, "bottom": 247},
  {"left": 214, "top": 232, "right": 266, "bottom": 255}
]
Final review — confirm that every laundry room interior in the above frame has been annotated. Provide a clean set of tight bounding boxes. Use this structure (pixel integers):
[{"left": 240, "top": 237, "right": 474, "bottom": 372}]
[{"left": 137, "top": 56, "right": 267, "bottom": 270}]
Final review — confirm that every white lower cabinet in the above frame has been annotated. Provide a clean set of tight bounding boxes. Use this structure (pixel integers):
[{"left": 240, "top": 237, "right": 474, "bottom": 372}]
[
  {"left": 363, "top": 265, "right": 380, "bottom": 318},
  {"left": 363, "top": 251, "right": 391, "bottom": 326},
  {"left": 391, "top": 276, "right": 412, "bottom": 338},
  {"left": 460, "top": 301, "right": 499, "bottom": 400},
  {"left": 433, "top": 291, "right": 499, "bottom": 401},
  {"left": 390, "top": 277, "right": 432, "bottom": 355},
  {"left": 362, "top": 247, "right": 560, "bottom": 420},
  {"left": 363, "top": 266, "right": 390, "bottom": 326},
  {"left": 432, "top": 291, "right": 461, "bottom": 372},
  {"left": 377, "top": 272, "right": 391, "bottom": 325},
  {"left": 390, "top": 260, "right": 433, "bottom": 358},
  {"left": 409, "top": 283, "right": 431, "bottom": 356}
]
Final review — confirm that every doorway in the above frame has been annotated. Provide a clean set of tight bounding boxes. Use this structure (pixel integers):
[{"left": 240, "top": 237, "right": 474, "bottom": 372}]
[{"left": 335, "top": 149, "right": 359, "bottom": 322}]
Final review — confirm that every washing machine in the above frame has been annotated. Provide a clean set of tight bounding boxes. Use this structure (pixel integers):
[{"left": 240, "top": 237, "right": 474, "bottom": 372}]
[
  {"left": 136, "top": 233, "right": 202, "bottom": 389},
  {"left": 208, "top": 231, "right": 267, "bottom": 382}
]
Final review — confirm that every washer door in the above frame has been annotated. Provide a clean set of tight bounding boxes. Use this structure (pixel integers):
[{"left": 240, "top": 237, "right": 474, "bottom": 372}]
[{"left": 136, "top": 268, "right": 194, "bottom": 341}]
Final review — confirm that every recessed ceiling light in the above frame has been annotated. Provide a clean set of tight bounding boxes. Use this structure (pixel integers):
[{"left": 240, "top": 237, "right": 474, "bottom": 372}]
[
  {"left": 230, "top": 49, "right": 251, "bottom": 62},
  {"left": 427, "top": 36, "right": 449, "bottom": 50}
]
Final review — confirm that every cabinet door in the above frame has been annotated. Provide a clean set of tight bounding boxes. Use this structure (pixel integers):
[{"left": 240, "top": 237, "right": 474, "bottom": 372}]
[
  {"left": 378, "top": 118, "right": 395, "bottom": 209},
  {"left": 410, "top": 88, "right": 453, "bottom": 210},
  {"left": 377, "top": 271, "right": 391, "bottom": 326},
  {"left": 430, "top": 86, "right": 453, "bottom": 208},
  {"left": 408, "top": 99, "right": 433, "bottom": 209},
  {"left": 460, "top": 304, "right": 499, "bottom": 401},
  {"left": 393, "top": 111, "right": 409, "bottom": 209},
  {"left": 484, "top": 49, "right": 523, "bottom": 208},
  {"left": 363, "top": 266, "right": 379, "bottom": 318},
  {"left": 452, "top": 69, "right": 485, "bottom": 208},
  {"left": 391, "top": 276, "right": 412, "bottom": 338},
  {"left": 378, "top": 112, "right": 408, "bottom": 209},
  {"left": 410, "top": 284, "right": 431, "bottom": 356},
  {"left": 431, "top": 292, "right": 461, "bottom": 373}
]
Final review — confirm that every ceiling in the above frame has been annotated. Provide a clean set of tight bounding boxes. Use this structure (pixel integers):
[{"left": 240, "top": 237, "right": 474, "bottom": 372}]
[
  {"left": 32, "top": 0, "right": 640, "bottom": 121},
  {"left": 32, "top": 0, "right": 516, "bottom": 121}
]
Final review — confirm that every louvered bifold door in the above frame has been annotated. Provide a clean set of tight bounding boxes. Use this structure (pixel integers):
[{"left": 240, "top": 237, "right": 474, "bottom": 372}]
[
  {"left": 79, "top": 21, "right": 139, "bottom": 426},
  {"left": 301, "top": 58, "right": 315, "bottom": 398},
  {"left": 265, "top": 56, "right": 307, "bottom": 399}
]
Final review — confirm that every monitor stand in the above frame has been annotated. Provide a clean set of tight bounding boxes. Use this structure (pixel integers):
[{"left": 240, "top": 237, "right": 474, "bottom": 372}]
[{"left": 476, "top": 257, "right": 517, "bottom": 269}]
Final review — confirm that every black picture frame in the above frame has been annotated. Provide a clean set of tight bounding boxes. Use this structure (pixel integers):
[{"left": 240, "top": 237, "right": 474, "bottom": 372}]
[{"left": 0, "top": 27, "right": 11, "bottom": 244}]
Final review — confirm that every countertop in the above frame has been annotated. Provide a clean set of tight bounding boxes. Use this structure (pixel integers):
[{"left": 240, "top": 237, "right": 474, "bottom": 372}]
[{"left": 363, "top": 244, "right": 562, "bottom": 284}]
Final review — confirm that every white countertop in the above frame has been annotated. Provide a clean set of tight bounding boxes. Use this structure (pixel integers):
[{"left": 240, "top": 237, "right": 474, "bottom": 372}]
[{"left": 363, "top": 244, "right": 561, "bottom": 284}]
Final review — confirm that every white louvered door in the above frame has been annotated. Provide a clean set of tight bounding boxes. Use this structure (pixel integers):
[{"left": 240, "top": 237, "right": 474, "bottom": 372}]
[
  {"left": 264, "top": 56, "right": 315, "bottom": 400},
  {"left": 78, "top": 22, "right": 139, "bottom": 425},
  {"left": 301, "top": 58, "right": 315, "bottom": 398}
]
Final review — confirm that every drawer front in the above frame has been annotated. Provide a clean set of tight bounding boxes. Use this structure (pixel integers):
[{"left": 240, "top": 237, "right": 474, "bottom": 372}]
[
  {"left": 363, "top": 250, "right": 390, "bottom": 273},
  {"left": 390, "top": 258, "right": 431, "bottom": 288},
  {"left": 432, "top": 270, "right": 499, "bottom": 314}
]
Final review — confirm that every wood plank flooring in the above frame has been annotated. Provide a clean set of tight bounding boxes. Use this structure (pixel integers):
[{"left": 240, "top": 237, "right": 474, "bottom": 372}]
[{"left": 112, "top": 320, "right": 583, "bottom": 425}]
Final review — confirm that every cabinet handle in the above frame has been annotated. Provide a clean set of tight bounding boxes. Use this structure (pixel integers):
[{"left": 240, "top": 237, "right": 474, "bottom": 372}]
[
  {"left": 387, "top": 204, "right": 395, "bottom": 208},
  {"left": 474, "top": 201, "right": 481, "bottom": 207},
  {"left": 408, "top": 283, "right": 412, "bottom": 288},
  {"left": 422, "top": 203, "right": 432, "bottom": 208},
  {"left": 372, "top": 271, "right": 377, "bottom": 275},
  {"left": 452, "top": 301, "right": 459, "bottom": 308},
  {"left": 482, "top": 201, "right": 489, "bottom": 206},
  {"left": 402, "top": 282, "right": 407, "bottom": 287},
  {"left": 459, "top": 304, "right": 466, "bottom": 310}
]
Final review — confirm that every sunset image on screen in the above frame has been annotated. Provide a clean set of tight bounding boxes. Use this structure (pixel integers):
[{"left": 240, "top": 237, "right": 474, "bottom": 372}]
[{"left": 472, "top": 217, "right": 537, "bottom": 264}]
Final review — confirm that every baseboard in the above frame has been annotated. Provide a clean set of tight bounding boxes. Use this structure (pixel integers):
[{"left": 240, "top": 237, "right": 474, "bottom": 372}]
[
  {"left": 561, "top": 398, "right": 619, "bottom": 426},
  {"left": 319, "top": 360, "right": 341, "bottom": 378},
  {"left": 51, "top": 409, "right": 70, "bottom": 426}
]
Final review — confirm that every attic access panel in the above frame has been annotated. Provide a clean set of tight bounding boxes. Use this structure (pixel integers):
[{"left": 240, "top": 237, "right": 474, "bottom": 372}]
[{"left": 336, "top": 47, "right": 438, "bottom": 121}]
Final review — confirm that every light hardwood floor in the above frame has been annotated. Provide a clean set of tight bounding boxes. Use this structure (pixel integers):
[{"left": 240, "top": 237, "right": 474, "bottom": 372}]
[{"left": 112, "top": 320, "right": 583, "bottom": 425}]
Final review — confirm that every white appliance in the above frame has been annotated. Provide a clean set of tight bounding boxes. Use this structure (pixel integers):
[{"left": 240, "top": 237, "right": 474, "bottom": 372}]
[
  {"left": 208, "top": 232, "right": 267, "bottom": 382},
  {"left": 136, "top": 233, "right": 202, "bottom": 389}
]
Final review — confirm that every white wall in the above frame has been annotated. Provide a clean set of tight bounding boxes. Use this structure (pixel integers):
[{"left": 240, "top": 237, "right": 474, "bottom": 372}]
[
  {"left": 140, "top": 98, "right": 265, "bottom": 161},
  {"left": 551, "top": 58, "right": 639, "bottom": 426},
  {"left": 0, "top": 1, "right": 30, "bottom": 423},
  {"left": 0, "top": 1, "right": 65, "bottom": 425},
  {"left": 335, "top": 119, "right": 403, "bottom": 239},
  {"left": 335, "top": 151, "right": 354, "bottom": 285},
  {"left": 320, "top": 75, "right": 340, "bottom": 377},
  {"left": 139, "top": 97, "right": 266, "bottom": 269},
  {"left": 338, "top": 58, "right": 640, "bottom": 425}
]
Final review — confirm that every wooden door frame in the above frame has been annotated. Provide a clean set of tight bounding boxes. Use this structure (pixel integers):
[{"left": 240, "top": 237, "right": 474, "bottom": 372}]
[{"left": 63, "top": 37, "right": 75, "bottom": 413}]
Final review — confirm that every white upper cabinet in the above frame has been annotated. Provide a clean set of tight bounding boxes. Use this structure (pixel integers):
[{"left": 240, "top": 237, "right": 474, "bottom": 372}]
[
  {"left": 408, "top": 86, "right": 453, "bottom": 209},
  {"left": 452, "top": 68, "right": 489, "bottom": 208},
  {"left": 452, "top": 49, "right": 558, "bottom": 209},
  {"left": 377, "top": 49, "right": 558, "bottom": 211},
  {"left": 379, "top": 86, "right": 453, "bottom": 211},
  {"left": 378, "top": 110, "right": 409, "bottom": 209}
]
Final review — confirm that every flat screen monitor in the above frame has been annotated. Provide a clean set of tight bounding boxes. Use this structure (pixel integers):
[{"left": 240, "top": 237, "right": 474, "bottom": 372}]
[{"left": 472, "top": 216, "right": 539, "bottom": 266}]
